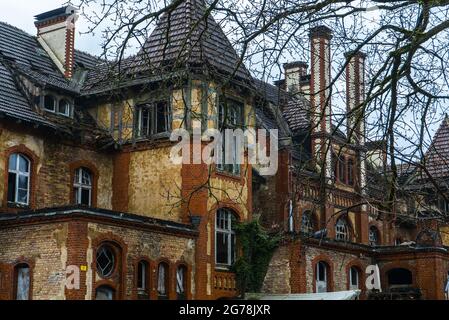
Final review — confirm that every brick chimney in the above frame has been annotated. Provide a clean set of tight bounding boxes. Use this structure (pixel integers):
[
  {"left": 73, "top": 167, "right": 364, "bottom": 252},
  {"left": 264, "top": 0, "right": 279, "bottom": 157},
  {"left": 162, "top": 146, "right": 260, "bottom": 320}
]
[
  {"left": 309, "top": 25, "right": 333, "bottom": 177},
  {"left": 284, "top": 61, "right": 308, "bottom": 93},
  {"left": 345, "top": 51, "right": 366, "bottom": 144},
  {"left": 34, "top": 6, "right": 78, "bottom": 78}
]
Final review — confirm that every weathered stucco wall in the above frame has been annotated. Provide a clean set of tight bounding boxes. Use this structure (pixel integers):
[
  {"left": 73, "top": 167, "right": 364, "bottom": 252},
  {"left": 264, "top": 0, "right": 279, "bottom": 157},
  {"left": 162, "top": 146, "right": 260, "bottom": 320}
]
[{"left": 127, "top": 146, "right": 183, "bottom": 222}]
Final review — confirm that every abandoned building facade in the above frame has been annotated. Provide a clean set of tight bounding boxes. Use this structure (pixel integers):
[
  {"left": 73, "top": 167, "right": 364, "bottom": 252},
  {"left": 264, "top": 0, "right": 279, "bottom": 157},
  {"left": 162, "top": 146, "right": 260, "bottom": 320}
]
[{"left": 0, "top": 1, "right": 448, "bottom": 300}]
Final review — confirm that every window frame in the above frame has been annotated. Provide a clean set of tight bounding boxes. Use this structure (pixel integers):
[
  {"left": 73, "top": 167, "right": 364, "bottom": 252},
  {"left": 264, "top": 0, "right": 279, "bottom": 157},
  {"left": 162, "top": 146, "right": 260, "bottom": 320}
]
[
  {"left": 369, "top": 226, "right": 380, "bottom": 246},
  {"left": 347, "top": 158, "right": 355, "bottom": 185},
  {"left": 176, "top": 265, "right": 188, "bottom": 300},
  {"left": 73, "top": 167, "right": 93, "bottom": 206},
  {"left": 335, "top": 217, "right": 351, "bottom": 242},
  {"left": 349, "top": 266, "right": 360, "bottom": 290},
  {"left": 215, "top": 208, "right": 237, "bottom": 268},
  {"left": 96, "top": 244, "right": 116, "bottom": 279},
  {"left": 135, "top": 100, "right": 171, "bottom": 138},
  {"left": 216, "top": 97, "right": 244, "bottom": 176},
  {"left": 7, "top": 153, "right": 31, "bottom": 206},
  {"left": 301, "top": 210, "right": 316, "bottom": 235},
  {"left": 44, "top": 95, "right": 56, "bottom": 112}
]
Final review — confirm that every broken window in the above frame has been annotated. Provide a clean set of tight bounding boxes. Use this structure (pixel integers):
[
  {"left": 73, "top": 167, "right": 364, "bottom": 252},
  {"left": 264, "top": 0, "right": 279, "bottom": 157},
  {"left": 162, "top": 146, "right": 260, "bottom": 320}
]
[
  {"left": 96, "top": 245, "right": 115, "bottom": 278},
  {"left": 44, "top": 95, "right": 56, "bottom": 112},
  {"left": 95, "top": 285, "right": 114, "bottom": 300},
  {"left": 316, "top": 261, "right": 328, "bottom": 293},
  {"left": 15, "top": 264, "right": 30, "bottom": 300},
  {"left": 335, "top": 217, "right": 350, "bottom": 241},
  {"left": 74, "top": 167, "right": 92, "bottom": 206},
  {"left": 215, "top": 208, "right": 237, "bottom": 267},
  {"left": 217, "top": 98, "right": 244, "bottom": 175},
  {"left": 349, "top": 267, "right": 360, "bottom": 290},
  {"left": 8, "top": 153, "right": 30, "bottom": 205},
  {"left": 136, "top": 101, "right": 170, "bottom": 138},
  {"left": 369, "top": 226, "right": 380, "bottom": 246},
  {"left": 176, "top": 265, "right": 187, "bottom": 300},
  {"left": 137, "top": 260, "right": 149, "bottom": 298},
  {"left": 157, "top": 262, "right": 169, "bottom": 299}
]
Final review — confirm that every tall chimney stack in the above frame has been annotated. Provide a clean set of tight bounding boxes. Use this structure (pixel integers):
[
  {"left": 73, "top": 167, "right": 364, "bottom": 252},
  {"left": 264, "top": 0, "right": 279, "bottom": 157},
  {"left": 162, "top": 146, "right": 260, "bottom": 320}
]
[
  {"left": 345, "top": 51, "right": 366, "bottom": 144},
  {"left": 284, "top": 61, "right": 308, "bottom": 93},
  {"left": 34, "top": 6, "right": 78, "bottom": 79},
  {"left": 309, "top": 25, "right": 333, "bottom": 176}
]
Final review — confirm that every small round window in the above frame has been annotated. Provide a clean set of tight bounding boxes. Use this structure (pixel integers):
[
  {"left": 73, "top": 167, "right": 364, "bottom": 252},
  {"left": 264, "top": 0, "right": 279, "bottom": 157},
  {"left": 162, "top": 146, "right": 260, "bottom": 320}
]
[{"left": 96, "top": 245, "right": 115, "bottom": 278}]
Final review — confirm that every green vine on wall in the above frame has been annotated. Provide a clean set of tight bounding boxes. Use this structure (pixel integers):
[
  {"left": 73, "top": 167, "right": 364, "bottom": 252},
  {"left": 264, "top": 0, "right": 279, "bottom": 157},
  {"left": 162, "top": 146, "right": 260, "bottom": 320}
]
[{"left": 231, "top": 221, "right": 281, "bottom": 297}]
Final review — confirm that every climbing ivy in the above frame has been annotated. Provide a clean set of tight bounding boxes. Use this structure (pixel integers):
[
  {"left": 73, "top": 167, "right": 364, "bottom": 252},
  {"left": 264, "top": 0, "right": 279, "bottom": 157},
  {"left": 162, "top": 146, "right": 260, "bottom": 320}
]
[{"left": 231, "top": 220, "right": 281, "bottom": 297}]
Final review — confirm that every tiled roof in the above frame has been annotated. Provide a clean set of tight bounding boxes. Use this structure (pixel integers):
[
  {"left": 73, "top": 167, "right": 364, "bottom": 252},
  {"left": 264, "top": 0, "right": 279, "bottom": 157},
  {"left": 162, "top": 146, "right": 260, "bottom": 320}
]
[
  {"left": 423, "top": 115, "right": 449, "bottom": 180},
  {"left": 134, "top": 0, "right": 251, "bottom": 82}
]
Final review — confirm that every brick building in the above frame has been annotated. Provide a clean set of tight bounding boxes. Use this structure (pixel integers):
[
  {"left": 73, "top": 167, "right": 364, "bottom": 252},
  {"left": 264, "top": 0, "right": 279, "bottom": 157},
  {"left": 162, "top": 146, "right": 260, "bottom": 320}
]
[
  {"left": 254, "top": 26, "right": 449, "bottom": 300},
  {"left": 1, "top": 1, "right": 449, "bottom": 301},
  {"left": 0, "top": 2, "right": 254, "bottom": 300}
]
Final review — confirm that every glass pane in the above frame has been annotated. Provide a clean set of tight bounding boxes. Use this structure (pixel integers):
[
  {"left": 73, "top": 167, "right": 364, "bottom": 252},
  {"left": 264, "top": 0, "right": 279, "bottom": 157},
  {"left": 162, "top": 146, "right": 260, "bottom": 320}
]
[
  {"left": 216, "top": 232, "right": 229, "bottom": 264},
  {"left": 18, "top": 175, "right": 28, "bottom": 189},
  {"left": 157, "top": 264, "right": 167, "bottom": 296},
  {"left": 18, "top": 155, "right": 29, "bottom": 173},
  {"left": 18, "top": 189, "right": 28, "bottom": 204},
  {"left": 141, "top": 108, "right": 151, "bottom": 136},
  {"left": 74, "top": 188, "right": 80, "bottom": 204},
  {"left": 81, "top": 170, "right": 92, "bottom": 185},
  {"left": 8, "top": 172, "right": 16, "bottom": 202},
  {"left": 16, "top": 266, "right": 30, "bottom": 300},
  {"left": 58, "top": 100, "right": 69, "bottom": 115},
  {"left": 80, "top": 189, "right": 91, "bottom": 206},
  {"left": 9, "top": 154, "right": 17, "bottom": 170}
]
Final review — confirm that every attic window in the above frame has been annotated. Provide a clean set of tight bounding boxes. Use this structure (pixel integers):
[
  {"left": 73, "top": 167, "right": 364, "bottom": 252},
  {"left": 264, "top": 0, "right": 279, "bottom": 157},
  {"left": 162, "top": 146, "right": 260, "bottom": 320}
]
[
  {"left": 58, "top": 99, "right": 70, "bottom": 116},
  {"left": 44, "top": 95, "right": 56, "bottom": 112}
]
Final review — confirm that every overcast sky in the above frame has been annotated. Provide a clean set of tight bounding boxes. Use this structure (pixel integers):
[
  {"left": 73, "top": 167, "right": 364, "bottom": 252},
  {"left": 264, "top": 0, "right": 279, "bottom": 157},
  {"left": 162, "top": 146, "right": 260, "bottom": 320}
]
[{"left": 0, "top": 0, "right": 103, "bottom": 55}]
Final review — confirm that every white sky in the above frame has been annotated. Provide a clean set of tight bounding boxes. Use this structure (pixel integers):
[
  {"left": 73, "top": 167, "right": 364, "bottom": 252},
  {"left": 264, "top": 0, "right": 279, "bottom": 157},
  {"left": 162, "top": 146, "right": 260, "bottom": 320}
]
[{"left": 0, "top": 0, "right": 103, "bottom": 55}]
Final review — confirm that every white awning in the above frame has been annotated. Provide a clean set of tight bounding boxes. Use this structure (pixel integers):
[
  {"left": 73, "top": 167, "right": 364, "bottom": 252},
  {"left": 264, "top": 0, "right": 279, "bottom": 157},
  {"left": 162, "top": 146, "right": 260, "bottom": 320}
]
[{"left": 246, "top": 290, "right": 361, "bottom": 300}]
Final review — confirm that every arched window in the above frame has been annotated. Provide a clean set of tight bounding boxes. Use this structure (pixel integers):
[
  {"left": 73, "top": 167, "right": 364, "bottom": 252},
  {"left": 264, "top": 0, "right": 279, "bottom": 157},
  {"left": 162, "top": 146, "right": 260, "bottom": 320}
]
[
  {"left": 176, "top": 265, "right": 187, "bottom": 300},
  {"left": 215, "top": 208, "right": 237, "bottom": 267},
  {"left": 95, "top": 285, "right": 115, "bottom": 300},
  {"left": 301, "top": 210, "right": 316, "bottom": 235},
  {"left": 316, "top": 261, "right": 329, "bottom": 293},
  {"left": 157, "top": 262, "right": 169, "bottom": 300},
  {"left": 8, "top": 153, "right": 30, "bottom": 205},
  {"left": 96, "top": 244, "right": 115, "bottom": 278},
  {"left": 369, "top": 226, "right": 380, "bottom": 246},
  {"left": 349, "top": 266, "right": 360, "bottom": 290},
  {"left": 347, "top": 159, "right": 354, "bottom": 185},
  {"left": 14, "top": 263, "right": 30, "bottom": 300},
  {"left": 58, "top": 99, "right": 71, "bottom": 116},
  {"left": 44, "top": 95, "right": 56, "bottom": 112},
  {"left": 74, "top": 167, "right": 92, "bottom": 206},
  {"left": 137, "top": 260, "right": 149, "bottom": 297},
  {"left": 335, "top": 217, "right": 350, "bottom": 241}
]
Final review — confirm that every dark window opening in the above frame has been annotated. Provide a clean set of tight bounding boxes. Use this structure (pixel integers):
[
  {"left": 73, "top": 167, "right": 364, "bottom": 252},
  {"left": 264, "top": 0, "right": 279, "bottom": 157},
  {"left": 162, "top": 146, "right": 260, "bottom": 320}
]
[
  {"left": 347, "top": 159, "right": 354, "bottom": 185},
  {"left": 95, "top": 285, "right": 115, "bottom": 300},
  {"left": 137, "top": 260, "right": 149, "bottom": 299},
  {"left": 388, "top": 268, "right": 413, "bottom": 288},
  {"left": 136, "top": 101, "right": 170, "bottom": 138},
  {"left": 44, "top": 95, "right": 55, "bottom": 112}
]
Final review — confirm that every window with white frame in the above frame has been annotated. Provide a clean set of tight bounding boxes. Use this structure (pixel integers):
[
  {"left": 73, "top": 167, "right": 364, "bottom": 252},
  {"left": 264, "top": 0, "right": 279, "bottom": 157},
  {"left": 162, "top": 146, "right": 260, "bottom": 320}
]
[
  {"left": 43, "top": 95, "right": 72, "bottom": 117},
  {"left": 8, "top": 153, "right": 30, "bottom": 205},
  {"left": 335, "top": 217, "right": 350, "bottom": 241},
  {"left": 58, "top": 99, "right": 71, "bottom": 116},
  {"left": 316, "top": 261, "right": 328, "bottom": 293},
  {"left": 44, "top": 95, "right": 56, "bottom": 112},
  {"left": 157, "top": 262, "right": 169, "bottom": 299},
  {"left": 74, "top": 167, "right": 92, "bottom": 206},
  {"left": 369, "top": 226, "right": 380, "bottom": 246},
  {"left": 176, "top": 265, "right": 187, "bottom": 300},
  {"left": 215, "top": 208, "right": 237, "bottom": 267},
  {"left": 301, "top": 210, "right": 315, "bottom": 235},
  {"left": 217, "top": 98, "right": 244, "bottom": 175},
  {"left": 135, "top": 101, "right": 170, "bottom": 138},
  {"left": 349, "top": 266, "right": 360, "bottom": 290}
]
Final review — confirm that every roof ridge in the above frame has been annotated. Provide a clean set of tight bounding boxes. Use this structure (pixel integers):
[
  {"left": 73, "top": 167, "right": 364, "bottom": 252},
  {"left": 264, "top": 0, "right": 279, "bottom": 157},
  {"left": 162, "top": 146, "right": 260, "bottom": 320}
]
[{"left": 0, "top": 20, "right": 36, "bottom": 38}]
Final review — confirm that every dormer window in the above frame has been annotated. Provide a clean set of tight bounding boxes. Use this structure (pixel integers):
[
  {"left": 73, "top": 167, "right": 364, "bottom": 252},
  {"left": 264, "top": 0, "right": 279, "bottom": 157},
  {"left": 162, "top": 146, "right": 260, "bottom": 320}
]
[
  {"left": 44, "top": 95, "right": 56, "bottom": 112},
  {"left": 42, "top": 95, "right": 72, "bottom": 117},
  {"left": 58, "top": 99, "right": 71, "bottom": 116}
]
